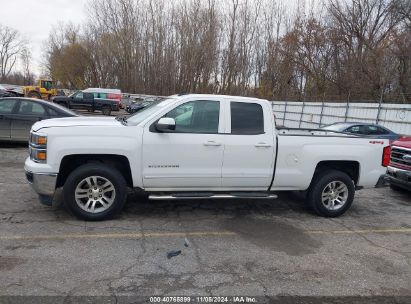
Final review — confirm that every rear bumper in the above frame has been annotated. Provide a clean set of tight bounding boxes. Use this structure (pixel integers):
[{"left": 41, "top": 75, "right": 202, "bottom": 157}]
[
  {"left": 25, "top": 170, "right": 57, "bottom": 206},
  {"left": 386, "top": 166, "right": 411, "bottom": 191}
]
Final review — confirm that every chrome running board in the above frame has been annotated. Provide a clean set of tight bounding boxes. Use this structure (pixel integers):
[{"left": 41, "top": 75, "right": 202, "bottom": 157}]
[{"left": 149, "top": 193, "right": 278, "bottom": 200}]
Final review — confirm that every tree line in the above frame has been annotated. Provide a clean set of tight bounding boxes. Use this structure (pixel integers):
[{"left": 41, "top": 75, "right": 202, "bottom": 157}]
[
  {"left": 0, "top": 24, "right": 34, "bottom": 85},
  {"left": 19, "top": 0, "right": 411, "bottom": 101}
]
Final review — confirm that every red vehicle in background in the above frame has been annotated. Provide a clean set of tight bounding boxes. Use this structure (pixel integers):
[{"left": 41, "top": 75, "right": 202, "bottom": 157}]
[
  {"left": 83, "top": 88, "right": 122, "bottom": 108},
  {"left": 386, "top": 136, "right": 411, "bottom": 192}
]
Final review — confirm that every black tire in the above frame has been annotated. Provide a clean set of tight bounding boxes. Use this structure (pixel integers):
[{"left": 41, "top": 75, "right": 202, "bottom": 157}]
[
  {"left": 102, "top": 106, "right": 111, "bottom": 116},
  {"left": 307, "top": 170, "right": 355, "bottom": 217},
  {"left": 28, "top": 91, "right": 41, "bottom": 99},
  {"left": 63, "top": 163, "right": 127, "bottom": 221}
]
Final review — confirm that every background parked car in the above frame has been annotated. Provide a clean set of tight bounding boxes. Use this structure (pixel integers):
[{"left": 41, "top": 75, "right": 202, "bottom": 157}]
[
  {"left": 126, "top": 100, "right": 156, "bottom": 114},
  {"left": 321, "top": 122, "right": 399, "bottom": 141},
  {"left": 0, "top": 84, "right": 24, "bottom": 97},
  {"left": 121, "top": 95, "right": 144, "bottom": 108},
  {"left": 51, "top": 90, "right": 119, "bottom": 116},
  {"left": 0, "top": 84, "right": 13, "bottom": 97},
  {"left": 0, "top": 97, "right": 77, "bottom": 142}
]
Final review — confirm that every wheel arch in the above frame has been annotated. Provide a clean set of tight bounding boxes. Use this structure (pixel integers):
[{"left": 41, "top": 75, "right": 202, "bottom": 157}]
[
  {"left": 312, "top": 160, "right": 360, "bottom": 186},
  {"left": 56, "top": 154, "right": 133, "bottom": 188}
]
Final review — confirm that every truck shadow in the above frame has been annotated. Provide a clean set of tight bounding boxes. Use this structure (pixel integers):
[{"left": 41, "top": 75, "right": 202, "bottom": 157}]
[
  {"left": 0, "top": 142, "right": 27, "bottom": 148},
  {"left": 123, "top": 191, "right": 311, "bottom": 218},
  {"left": 122, "top": 191, "right": 322, "bottom": 256}
]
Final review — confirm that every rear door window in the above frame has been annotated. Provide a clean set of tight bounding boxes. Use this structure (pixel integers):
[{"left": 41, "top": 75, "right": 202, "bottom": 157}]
[
  {"left": 345, "top": 126, "right": 362, "bottom": 134},
  {"left": 18, "top": 101, "right": 46, "bottom": 115},
  {"left": 365, "top": 126, "right": 389, "bottom": 135},
  {"left": 47, "top": 108, "right": 60, "bottom": 116},
  {"left": 230, "top": 102, "right": 264, "bottom": 135}
]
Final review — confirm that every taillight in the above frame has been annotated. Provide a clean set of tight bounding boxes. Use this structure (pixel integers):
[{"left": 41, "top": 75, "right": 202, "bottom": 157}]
[
  {"left": 108, "top": 93, "right": 121, "bottom": 102},
  {"left": 382, "top": 145, "right": 391, "bottom": 167}
]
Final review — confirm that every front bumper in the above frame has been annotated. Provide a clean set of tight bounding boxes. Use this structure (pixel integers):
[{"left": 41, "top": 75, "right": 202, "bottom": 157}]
[
  {"left": 25, "top": 170, "right": 57, "bottom": 206},
  {"left": 386, "top": 166, "right": 411, "bottom": 191},
  {"left": 375, "top": 174, "right": 390, "bottom": 188}
]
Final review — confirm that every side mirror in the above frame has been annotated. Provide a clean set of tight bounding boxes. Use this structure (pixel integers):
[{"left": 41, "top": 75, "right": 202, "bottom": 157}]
[{"left": 156, "top": 117, "right": 176, "bottom": 132}]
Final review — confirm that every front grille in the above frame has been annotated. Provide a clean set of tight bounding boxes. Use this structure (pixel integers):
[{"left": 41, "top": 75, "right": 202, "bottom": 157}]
[{"left": 390, "top": 147, "right": 411, "bottom": 167}]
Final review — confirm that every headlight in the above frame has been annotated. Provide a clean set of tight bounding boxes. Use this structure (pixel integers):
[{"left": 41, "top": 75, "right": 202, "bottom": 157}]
[
  {"left": 29, "top": 133, "right": 47, "bottom": 163},
  {"left": 31, "top": 134, "right": 47, "bottom": 146}
]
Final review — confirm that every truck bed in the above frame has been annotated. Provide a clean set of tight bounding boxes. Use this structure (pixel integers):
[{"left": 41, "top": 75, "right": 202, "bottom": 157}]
[{"left": 277, "top": 127, "right": 362, "bottom": 138}]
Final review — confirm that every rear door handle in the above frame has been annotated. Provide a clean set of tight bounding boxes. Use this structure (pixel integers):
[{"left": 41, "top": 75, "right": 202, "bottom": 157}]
[
  {"left": 204, "top": 140, "right": 222, "bottom": 146},
  {"left": 255, "top": 142, "right": 272, "bottom": 148}
]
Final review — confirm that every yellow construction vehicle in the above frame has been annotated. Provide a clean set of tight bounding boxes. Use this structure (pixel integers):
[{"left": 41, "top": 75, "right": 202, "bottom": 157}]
[{"left": 22, "top": 79, "right": 58, "bottom": 100}]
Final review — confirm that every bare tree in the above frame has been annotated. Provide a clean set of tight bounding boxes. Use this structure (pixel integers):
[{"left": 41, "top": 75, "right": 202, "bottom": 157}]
[
  {"left": 41, "top": 0, "right": 411, "bottom": 103},
  {"left": 0, "top": 24, "right": 26, "bottom": 81},
  {"left": 20, "top": 47, "right": 34, "bottom": 84}
]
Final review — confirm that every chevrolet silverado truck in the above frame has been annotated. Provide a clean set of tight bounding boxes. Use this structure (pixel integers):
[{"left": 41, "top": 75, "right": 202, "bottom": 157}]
[
  {"left": 25, "top": 94, "right": 390, "bottom": 220},
  {"left": 386, "top": 136, "right": 411, "bottom": 192}
]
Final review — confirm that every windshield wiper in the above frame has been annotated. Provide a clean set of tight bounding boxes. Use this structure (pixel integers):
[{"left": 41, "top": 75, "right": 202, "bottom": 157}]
[{"left": 115, "top": 115, "right": 128, "bottom": 125}]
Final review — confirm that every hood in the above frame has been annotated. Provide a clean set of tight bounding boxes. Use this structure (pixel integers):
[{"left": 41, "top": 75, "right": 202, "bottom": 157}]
[
  {"left": 32, "top": 116, "right": 122, "bottom": 132},
  {"left": 51, "top": 95, "right": 69, "bottom": 102},
  {"left": 392, "top": 136, "right": 411, "bottom": 149}
]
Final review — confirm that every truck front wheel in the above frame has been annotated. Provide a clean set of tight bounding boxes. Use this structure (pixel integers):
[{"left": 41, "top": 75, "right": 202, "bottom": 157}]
[
  {"left": 307, "top": 170, "right": 355, "bottom": 217},
  {"left": 63, "top": 163, "right": 127, "bottom": 221}
]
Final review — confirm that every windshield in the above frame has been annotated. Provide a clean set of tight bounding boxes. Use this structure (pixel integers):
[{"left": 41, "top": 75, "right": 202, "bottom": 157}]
[
  {"left": 69, "top": 91, "right": 80, "bottom": 98},
  {"left": 126, "top": 98, "right": 175, "bottom": 125}
]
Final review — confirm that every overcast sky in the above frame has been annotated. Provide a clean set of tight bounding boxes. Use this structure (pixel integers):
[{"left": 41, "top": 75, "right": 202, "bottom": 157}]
[
  {"left": 0, "top": 0, "right": 312, "bottom": 77},
  {"left": 0, "top": 0, "right": 87, "bottom": 75}
]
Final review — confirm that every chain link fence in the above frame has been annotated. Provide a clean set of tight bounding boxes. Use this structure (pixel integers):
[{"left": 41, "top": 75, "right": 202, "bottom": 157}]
[{"left": 272, "top": 101, "right": 411, "bottom": 135}]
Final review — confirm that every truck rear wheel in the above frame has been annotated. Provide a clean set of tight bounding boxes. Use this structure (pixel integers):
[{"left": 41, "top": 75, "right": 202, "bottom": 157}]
[
  {"left": 307, "top": 170, "right": 355, "bottom": 217},
  {"left": 102, "top": 106, "right": 111, "bottom": 116},
  {"left": 63, "top": 163, "right": 127, "bottom": 221}
]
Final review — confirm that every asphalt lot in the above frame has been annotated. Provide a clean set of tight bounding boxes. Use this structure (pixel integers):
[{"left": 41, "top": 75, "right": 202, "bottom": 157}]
[{"left": 0, "top": 110, "right": 410, "bottom": 302}]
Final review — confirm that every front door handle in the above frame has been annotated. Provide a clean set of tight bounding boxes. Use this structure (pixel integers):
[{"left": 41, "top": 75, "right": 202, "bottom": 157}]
[
  {"left": 204, "top": 140, "right": 222, "bottom": 146},
  {"left": 255, "top": 142, "right": 272, "bottom": 148}
]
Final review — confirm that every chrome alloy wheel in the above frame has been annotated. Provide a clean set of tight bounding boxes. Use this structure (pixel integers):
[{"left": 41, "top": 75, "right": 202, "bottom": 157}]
[
  {"left": 74, "top": 176, "right": 116, "bottom": 213},
  {"left": 321, "top": 181, "right": 348, "bottom": 211}
]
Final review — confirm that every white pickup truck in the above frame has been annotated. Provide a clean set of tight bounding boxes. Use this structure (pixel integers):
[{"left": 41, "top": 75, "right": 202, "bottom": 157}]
[{"left": 25, "top": 94, "right": 389, "bottom": 220}]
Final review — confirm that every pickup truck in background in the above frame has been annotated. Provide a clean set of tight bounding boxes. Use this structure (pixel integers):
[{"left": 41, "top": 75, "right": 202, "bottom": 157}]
[
  {"left": 25, "top": 94, "right": 390, "bottom": 220},
  {"left": 386, "top": 136, "right": 411, "bottom": 192},
  {"left": 51, "top": 90, "right": 119, "bottom": 116}
]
